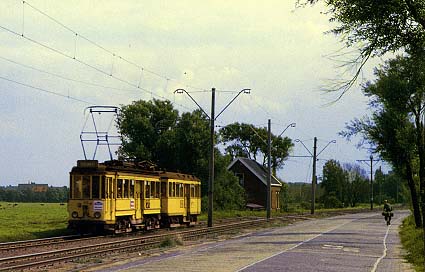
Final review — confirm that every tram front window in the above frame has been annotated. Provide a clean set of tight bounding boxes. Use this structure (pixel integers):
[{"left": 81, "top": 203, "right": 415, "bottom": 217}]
[
  {"left": 82, "top": 176, "right": 90, "bottom": 199},
  {"left": 92, "top": 176, "right": 100, "bottom": 199},
  {"left": 73, "top": 176, "right": 82, "bottom": 199}
]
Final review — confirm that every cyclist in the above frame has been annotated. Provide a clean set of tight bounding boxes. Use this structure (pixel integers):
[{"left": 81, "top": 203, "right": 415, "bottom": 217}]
[{"left": 382, "top": 200, "right": 393, "bottom": 225}]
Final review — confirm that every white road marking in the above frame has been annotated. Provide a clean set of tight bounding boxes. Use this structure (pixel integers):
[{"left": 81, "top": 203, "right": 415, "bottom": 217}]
[
  {"left": 371, "top": 215, "right": 403, "bottom": 272},
  {"left": 236, "top": 213, "right": 376, "bottom": 272}
]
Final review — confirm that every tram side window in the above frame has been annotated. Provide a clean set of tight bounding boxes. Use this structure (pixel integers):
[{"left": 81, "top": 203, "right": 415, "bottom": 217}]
[
  {"left": 169, "top": 182, "right": 174, "bottom": 197},
  {"left": 73, "top": 176, "right": 82, "bottom": 199},
  {"left": 168, "top": 182, "right": 172, "bottom": 197},
  {"left": 117, "top": 179, "right": 123, "bottom": 198},
  {"left": 145, "top": 181, "right": 151, "bottom": 198},
  {"left": 161, "top": 182, "right": 167, "bottom": 197},
  {"left": 123, "top": 179, "right": 129, "bottom": 198},
  {"left": 82, "top": 176, "right": 90, "bottom": 199},
  {"left": 107, "top": 177, "right": 113, "bottom": 198},
  {"left": 92, "top": 176, "right": 100, "bottom": 199},
  {"left": 190, "top": 185, "right": 195, "bottom": 198},
  {"left": 179, "top": 183, "right": 184, "bottom": 197},
  {"left": 129, "top": 180, "right": 134, "bottom": 198},
  {"left": 196, "top": 185, "right": 200, "bottom": 197},
  {"left": 101, "top": 176, "right": 106, "bottom": 199},
  {"left": 155, "top": 181, "right": 160, "bottom": 198}
]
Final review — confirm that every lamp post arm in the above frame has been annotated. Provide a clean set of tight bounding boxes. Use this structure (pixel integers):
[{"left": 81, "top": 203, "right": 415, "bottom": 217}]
[
  {"left": 317, "top": 140, "right": 336, "bottom": 157},
  {"left": 215, "top": 88, "right": 250, "bottom": 120},
  {"left": 278, "top": 123, "right": 296, "bottom": 137},
  {"left": 295, "top": 139, "right": 313, "bottom": 157},
  {"left": 174, "top": 89, "right": 210, "bottom": 119}
]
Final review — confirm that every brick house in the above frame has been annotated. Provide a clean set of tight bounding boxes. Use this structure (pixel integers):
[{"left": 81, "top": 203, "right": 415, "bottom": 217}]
[{"left": 228, "top": 157, "right": 282, "bottom": 210}]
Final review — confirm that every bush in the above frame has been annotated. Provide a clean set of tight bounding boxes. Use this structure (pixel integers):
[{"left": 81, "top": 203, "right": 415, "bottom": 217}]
[{"left": 323, "top": 195, "right": 343, "bottom": 209}]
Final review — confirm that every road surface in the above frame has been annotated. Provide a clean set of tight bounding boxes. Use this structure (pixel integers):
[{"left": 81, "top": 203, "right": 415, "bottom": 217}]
[{"left": 92, "top": 210, "right": 413, "bottom": 272}]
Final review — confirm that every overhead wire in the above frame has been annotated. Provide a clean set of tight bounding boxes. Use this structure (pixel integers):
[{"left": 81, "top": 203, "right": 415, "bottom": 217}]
[
  {"left": 0, "top": 75, "right": 93, "bottom": 104},
  {"left": 5, "top": 1, "right": 360, "bottom": 177},
  {"left": 22, "top": 0, "right": 209, "bottom": 92},
  {"left": 0, "top": 54, "right": 195, "bottom": 111},
  {"left": 1, "top": 1, "right": 252, "bottom": 111}
]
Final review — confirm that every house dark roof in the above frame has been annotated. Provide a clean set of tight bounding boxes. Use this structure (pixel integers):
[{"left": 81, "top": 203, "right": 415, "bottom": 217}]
[{"left": 227, "top": 157, "right": 282, "bottom": 187}]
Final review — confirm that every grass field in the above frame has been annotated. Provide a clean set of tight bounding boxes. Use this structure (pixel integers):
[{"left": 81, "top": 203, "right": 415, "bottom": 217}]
[
  {"left": 0, "top": 202, "right": 390, "bottom": 243},
  {"left": 0, "top": 202, "right": 71, "bottom": 242}
]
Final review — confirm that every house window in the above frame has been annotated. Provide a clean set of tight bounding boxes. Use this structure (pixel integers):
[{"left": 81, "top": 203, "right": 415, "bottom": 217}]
[{"left": 235, "top": 173, "right": 244, "bottom": 186}]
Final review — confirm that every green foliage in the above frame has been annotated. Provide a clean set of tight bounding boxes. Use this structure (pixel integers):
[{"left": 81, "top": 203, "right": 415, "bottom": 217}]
[
  {"left": 0, "top": 187, "right": 68, "bottom": 203},
  {"left": 117, "top": 99, "right": 246, "bottom": 210},
  {"left": 322, "top": 193, "right": 342, "bottom": 209},
  {"left": 341, "top": 55, "right": 423, "bottom": 228},
  {"left": 0, "top": 202, "right": 70, "bottom": 242},
  {"left": 218, "top": 122, "right": 293, "bottom": 174},
  {"left": 160, "top": 236, "right": 183, "bottom": 248},
  {"left": 213, "top": 155, "right": 246, "bottom": 210},
  {"left": 400, "top": 215, "right": 424, "bottom": 272},
  {"left": 321, "top": 160, "right": 347, "bottom": 204},
  {"left": 117, "top": 99, "right": 179, "bottom": 165},
  {"left": 320, "top": 161, "right": 369, "bottom": 208},
  {"left": 374, "top": 168, "right": 408, "bottom": 205},
  {"left": 300, "top": 0, "right": 425, "bottom": 58}
]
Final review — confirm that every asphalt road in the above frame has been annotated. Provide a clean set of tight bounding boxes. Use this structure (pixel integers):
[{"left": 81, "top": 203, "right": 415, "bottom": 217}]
[{"left": 93, "top": 210, "right": 413, "bottom": 272}]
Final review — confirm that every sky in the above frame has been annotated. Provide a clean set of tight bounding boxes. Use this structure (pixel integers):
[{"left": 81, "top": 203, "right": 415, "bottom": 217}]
[{"left": 0, "top": 0, "right": 390, "bottom": 187}]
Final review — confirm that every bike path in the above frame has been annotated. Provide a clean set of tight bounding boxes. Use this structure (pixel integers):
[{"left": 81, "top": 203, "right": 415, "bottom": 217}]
[{"left": 94, "top": 211, "right": 413, "bottom": 272}]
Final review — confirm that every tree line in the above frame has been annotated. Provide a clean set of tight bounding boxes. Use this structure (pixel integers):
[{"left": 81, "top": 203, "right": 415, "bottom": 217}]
[
  {"left": 117, "top": 99, "right": 293, "bottom": 211},
  {"left": 0, "top": 187, "right": 69, "bottom": 203},
  {"left": 283, "top": 162, "right": 406, "bottom": 210}
]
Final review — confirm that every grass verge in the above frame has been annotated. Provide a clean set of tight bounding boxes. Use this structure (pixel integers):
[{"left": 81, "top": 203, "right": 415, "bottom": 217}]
[
  {"left": 0, "top": 202, "right": 72, "bottom": 242},
  {"left": 399, "top": 215, "right": 424, "bottom": 272}
]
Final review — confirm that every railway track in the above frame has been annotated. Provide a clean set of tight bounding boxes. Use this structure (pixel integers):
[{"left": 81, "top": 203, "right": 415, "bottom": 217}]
[
  {"left": 0, "top": 210, "right": 370, "bottom": 271},
  {"left": 0, "top": 216, "right": 302, "bottom": 271},
  {"left": 0, "top": 234, "right": 90, "bottom": 251}
]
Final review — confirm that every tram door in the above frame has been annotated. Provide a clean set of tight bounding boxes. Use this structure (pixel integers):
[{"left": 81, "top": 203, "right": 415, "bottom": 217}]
[
  {"left": 105, "top": 177, "right": 114, "bottom": 221},
  {"left": 185, "top": 184, "right": 190, "bottom": 216}
]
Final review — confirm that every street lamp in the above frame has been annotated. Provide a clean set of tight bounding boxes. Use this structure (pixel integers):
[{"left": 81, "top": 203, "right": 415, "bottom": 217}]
[
  {"left": 278, "top": 123, "right": 296, "bottom": 137},
  {"left": 174, "top": 89, "right": 209, "bottom": 118},
  {"left": 175, "top": 87, "right": 250, "bottom": 227}
]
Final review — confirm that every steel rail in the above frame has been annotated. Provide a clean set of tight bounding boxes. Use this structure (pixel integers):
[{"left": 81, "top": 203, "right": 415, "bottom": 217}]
[{"left": 0, "top": 210, "right": 369, "bottom": 271}]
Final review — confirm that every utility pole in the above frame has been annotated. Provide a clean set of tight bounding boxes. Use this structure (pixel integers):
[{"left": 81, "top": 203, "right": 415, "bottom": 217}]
[
  {"left": 294, "top": 138, "right": 335, "bottom": 215},
  {"left": 379, "top": 166, "right": 382, "bottom": 205},
  {"left": 174, "top": 87, "right": 250, "bottom": 227},
  {"left": 267, "top": 119, "right": 271, "bottom": 220},
  {"left": 311, "top": 137, "right": 317, "bottom": 215},
  {"left": 370, "top": 155, "right": 373, "bottom": 210},
  {"left": 357, "top": 155, "right": 380, "bottom": 210},
  {"left": 208, "top": 88, "right": 215, "bottom": 228}
]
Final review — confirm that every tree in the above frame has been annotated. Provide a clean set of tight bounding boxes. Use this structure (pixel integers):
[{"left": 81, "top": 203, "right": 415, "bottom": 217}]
[
  {"left": 341, "top": 56, "right": 423, "bottom": 228},
  {"left": 321, "top": 160, "right": 347, "bottom": 207},
  {"left": 117, "top": 99, "right": 248, "bottom": 210},
  {"left": 219, "top": 122, "right": 293, "bottom": 175},
  {"left": 298, "top": 0, "right": 425, "bottom": 96},
  {"left": 344, "top": 163, "right": 369, "bottom": 207},
  {"left": 117, "top": 99, "right": 179, "bottom": 166},
  {"left": 213, "top": 155, "right": 246, "bottom": 210}
]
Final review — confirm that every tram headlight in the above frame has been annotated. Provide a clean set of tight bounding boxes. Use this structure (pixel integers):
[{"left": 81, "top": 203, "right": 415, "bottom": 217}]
[
  {"left": 94, "top": 212, "right": 101, "bottom": 219},
  {"left": 72, "top": 211, "right": 78, "bottom": 218}
]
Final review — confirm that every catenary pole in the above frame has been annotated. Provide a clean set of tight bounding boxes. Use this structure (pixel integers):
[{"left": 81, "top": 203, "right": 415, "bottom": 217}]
[
  {"left": 356, "top": 155, "right": 380, "bottom": 210},
  {"left": 175, "top": 87, "right": 250, "bottom": 228},
  {"left": 267, "top": 119, "right": 271, "bottom": 220},
  {"left": 311, "top": 137, "right": 317, "bottom": 214},
  {"left": 370, "top": 155, "right": 373, "bottom": 210},
  {"left": 208, "top": 88, "right": 215, "bottom": 228}
]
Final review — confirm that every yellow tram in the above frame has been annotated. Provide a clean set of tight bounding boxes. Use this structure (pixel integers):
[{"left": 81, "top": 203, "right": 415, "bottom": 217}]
[{"left": 68, "top": 160, "right": 201, "bottom": 233}]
